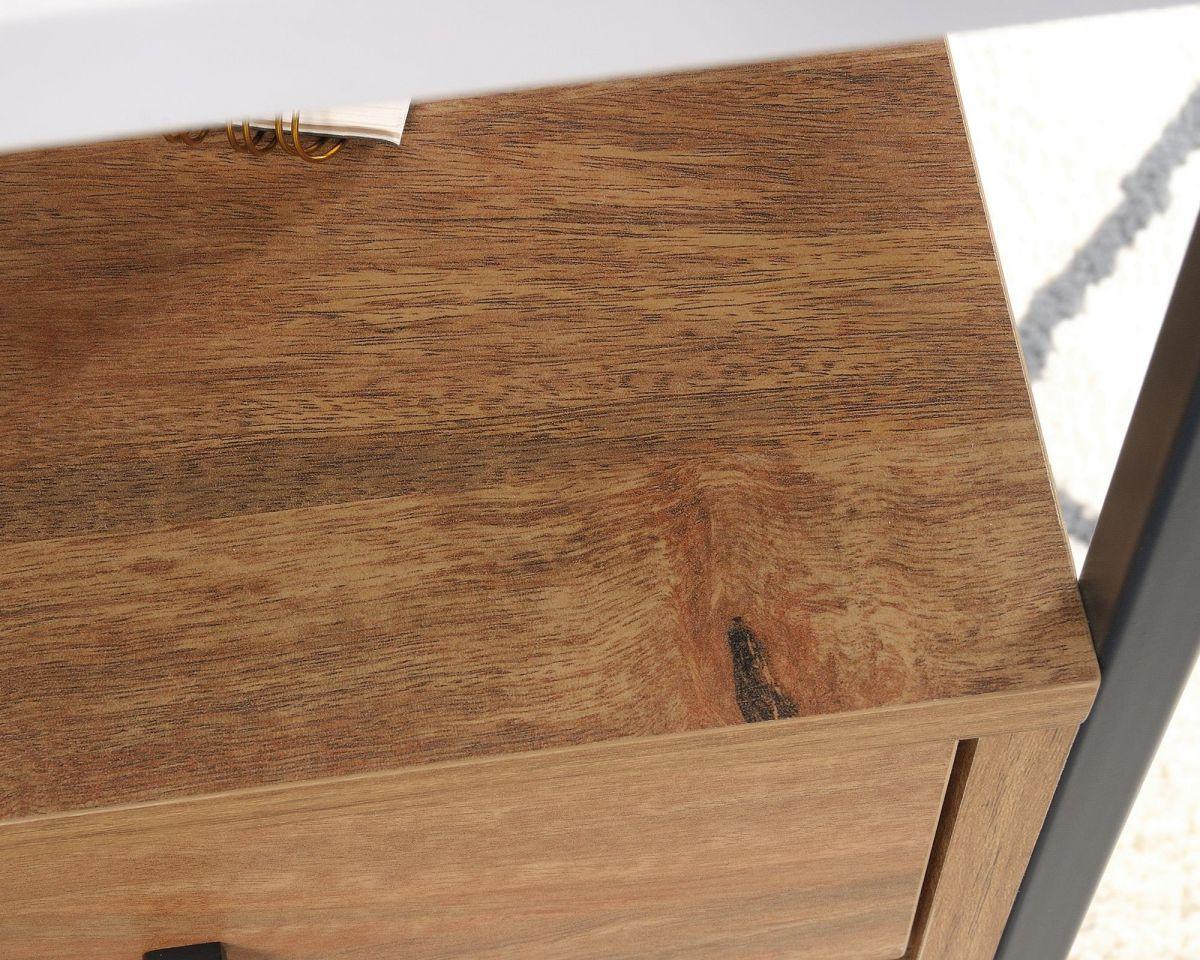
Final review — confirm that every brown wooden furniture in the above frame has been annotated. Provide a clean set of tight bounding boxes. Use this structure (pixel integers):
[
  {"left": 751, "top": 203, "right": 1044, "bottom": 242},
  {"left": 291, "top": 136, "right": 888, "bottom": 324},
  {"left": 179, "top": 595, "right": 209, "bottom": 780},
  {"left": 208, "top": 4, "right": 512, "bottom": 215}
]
[{"left": 0, "top": 41, "right": 1097, "bottom": 960}]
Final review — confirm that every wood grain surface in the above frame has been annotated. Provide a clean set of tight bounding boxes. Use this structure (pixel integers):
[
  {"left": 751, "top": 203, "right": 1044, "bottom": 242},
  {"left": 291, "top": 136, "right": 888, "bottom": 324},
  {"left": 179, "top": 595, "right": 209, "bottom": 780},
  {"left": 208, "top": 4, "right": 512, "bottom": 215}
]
[
  {"left": 0, "top": 726, "right": 954, "bottom": 960},
  {"left": 0, "top": 42, "right": 1097, "bottom": 818},
  {"left": 905, "top": 725, "right": 1077, "bottom": 960}
]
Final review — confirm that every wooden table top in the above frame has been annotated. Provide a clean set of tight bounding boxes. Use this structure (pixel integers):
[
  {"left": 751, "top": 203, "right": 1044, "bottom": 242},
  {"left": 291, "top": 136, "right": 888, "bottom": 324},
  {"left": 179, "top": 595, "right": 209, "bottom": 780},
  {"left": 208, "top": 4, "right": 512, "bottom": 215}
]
[{"left": 0, "top": 42, "right": 1096, "bottom": 820}]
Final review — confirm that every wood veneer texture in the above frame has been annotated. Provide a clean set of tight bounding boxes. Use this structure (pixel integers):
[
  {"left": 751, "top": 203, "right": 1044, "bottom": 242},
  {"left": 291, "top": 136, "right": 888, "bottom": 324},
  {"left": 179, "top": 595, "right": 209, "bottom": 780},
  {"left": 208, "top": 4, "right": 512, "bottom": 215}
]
[
  {"left": 906, "top": 726, "right": 1078, "bottom": 960},
  {"left": 0, "top": 731, "right": 955, "bottom": 960},
  {"left": 0, "top": 42, "right": 1096, "bottom": 822}
]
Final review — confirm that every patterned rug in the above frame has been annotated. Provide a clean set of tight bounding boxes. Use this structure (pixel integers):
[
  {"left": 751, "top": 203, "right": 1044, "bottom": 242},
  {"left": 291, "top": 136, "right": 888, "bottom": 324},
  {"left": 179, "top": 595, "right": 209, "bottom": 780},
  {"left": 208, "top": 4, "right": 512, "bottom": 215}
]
[{"left": 952, "top": 9, "right": 1200, "bottom": 957}]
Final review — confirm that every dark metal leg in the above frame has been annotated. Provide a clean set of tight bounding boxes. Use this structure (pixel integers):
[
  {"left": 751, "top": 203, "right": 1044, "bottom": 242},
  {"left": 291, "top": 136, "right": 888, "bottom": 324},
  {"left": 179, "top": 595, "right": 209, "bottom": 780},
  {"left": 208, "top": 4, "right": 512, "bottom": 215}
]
[{"left": 996, "top": 212, "right": 1200, "bottom": 959}]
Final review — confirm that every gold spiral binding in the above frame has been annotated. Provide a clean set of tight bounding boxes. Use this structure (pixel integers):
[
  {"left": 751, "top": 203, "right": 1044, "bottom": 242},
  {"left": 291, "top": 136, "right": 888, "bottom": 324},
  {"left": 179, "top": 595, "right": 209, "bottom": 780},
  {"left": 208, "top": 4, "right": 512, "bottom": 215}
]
[
  {"left": 275, "top": 112, "right": 346, "bottom": 163},
  {"left": 165, "top": 112, "right": 348, "bottom": 162},
  {"left": 163, "top": 129, "right": 209, "bottom": 146},
  {"left": 226, "top": 120, "right": 276, "bottom": 156}
]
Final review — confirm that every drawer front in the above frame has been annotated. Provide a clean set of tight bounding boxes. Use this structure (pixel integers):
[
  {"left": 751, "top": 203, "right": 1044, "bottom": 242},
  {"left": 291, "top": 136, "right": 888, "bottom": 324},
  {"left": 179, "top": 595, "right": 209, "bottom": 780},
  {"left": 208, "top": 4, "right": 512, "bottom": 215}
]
[{"left": 2, "top": 729, "right": 952, "bottom": 960}]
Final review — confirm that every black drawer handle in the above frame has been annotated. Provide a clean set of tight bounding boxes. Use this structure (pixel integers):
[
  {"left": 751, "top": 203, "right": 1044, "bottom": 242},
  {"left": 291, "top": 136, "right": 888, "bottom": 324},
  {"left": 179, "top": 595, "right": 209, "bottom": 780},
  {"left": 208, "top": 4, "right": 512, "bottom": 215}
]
[{"left": 144, "top": 944, "right": 226, "bottom": 960}]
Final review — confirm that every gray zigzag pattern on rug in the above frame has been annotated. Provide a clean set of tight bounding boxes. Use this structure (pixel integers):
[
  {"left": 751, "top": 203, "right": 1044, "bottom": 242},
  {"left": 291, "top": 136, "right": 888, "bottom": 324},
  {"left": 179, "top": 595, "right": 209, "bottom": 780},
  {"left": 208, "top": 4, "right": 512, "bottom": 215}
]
[{"left": 1017, "top": 82, "right": 1200, "bottom": 546}]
